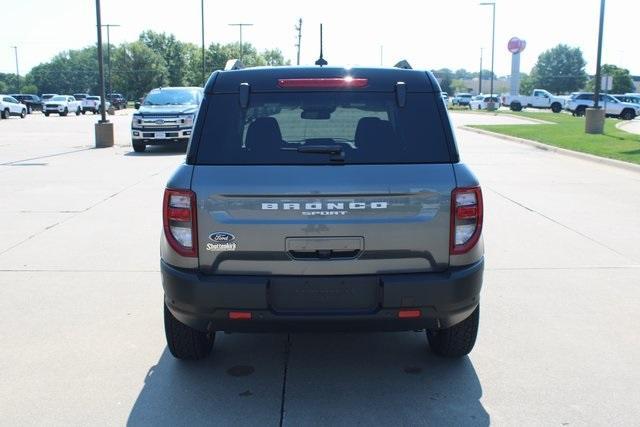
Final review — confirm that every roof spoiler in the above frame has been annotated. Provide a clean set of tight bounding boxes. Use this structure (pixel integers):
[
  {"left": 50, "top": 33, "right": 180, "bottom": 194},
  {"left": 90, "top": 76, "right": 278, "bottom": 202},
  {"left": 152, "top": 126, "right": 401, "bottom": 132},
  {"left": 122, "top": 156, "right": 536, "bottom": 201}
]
[
  {"left": 224, "top": 59, "right": 245, "bottom": 71},
  {"left": 394, "top": 60, "right": 412, "bottom": 70}
]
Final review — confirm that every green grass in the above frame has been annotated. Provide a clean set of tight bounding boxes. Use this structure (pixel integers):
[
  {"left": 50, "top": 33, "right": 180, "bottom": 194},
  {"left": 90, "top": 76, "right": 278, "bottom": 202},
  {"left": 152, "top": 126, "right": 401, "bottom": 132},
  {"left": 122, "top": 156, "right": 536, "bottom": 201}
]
[{"left": 469, "top": 111, "right": 640, "bottom": 165}]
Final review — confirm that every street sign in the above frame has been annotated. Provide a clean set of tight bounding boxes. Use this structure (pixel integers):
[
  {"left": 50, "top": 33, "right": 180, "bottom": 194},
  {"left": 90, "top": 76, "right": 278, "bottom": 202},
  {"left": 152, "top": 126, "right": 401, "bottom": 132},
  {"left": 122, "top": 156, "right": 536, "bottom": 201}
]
[{"left": 601, "top": 75, "right": 613, "bottom": 91}]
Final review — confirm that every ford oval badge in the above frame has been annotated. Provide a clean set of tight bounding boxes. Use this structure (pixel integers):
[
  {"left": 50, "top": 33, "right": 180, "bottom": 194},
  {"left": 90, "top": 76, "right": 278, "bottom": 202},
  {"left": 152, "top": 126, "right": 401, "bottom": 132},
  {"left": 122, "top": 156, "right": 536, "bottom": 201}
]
[{"left": 209, "top": 232, "right": 236, "bottom": 242}]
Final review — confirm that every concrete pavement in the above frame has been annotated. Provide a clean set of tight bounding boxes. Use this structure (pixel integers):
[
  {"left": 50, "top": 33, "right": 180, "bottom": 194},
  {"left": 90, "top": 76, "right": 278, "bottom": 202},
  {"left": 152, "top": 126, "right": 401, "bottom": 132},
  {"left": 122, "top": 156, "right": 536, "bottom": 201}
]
[{"left": 0, "top": 111, "right": 639, "bottom": 425}]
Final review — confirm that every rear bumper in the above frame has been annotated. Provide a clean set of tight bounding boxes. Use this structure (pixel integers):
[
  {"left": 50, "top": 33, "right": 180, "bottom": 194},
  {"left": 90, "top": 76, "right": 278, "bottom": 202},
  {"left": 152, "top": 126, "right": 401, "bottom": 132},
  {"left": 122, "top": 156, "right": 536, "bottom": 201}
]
[{"left": 162, "top": 258, "right": 484, "bottom": 333}]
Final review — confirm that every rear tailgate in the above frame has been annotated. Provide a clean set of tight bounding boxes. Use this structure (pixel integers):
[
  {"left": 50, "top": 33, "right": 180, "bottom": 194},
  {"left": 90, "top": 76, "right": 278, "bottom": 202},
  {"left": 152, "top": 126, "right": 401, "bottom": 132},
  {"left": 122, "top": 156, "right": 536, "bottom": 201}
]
[{"left": 192, "top": 164, "right": 455, "bottom": 275}]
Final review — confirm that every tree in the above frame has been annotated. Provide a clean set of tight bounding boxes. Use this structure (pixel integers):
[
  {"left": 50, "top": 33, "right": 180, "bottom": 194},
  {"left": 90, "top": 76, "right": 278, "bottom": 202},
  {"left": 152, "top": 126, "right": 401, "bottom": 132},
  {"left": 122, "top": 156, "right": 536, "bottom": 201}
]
[
  {"left": 0, "top": 80, "right": 7, "bottom": 93},
  {"left": 111, "top": 41, "right": 168, "bottom": 99},
  {"left": 586, "top": 64, "right": 634, "bottom": 94},
  {"left": 21, "top": 84, "right": 38, "bottom": 94},
  {"left": 139, "top": 31, "right": 188, "bottom": 86},
  {"left": 529, "top": 44, "right": 587, "bottom": 94},
  {"left": 519, "top": 72, "right": 535, "bottom": 94}
]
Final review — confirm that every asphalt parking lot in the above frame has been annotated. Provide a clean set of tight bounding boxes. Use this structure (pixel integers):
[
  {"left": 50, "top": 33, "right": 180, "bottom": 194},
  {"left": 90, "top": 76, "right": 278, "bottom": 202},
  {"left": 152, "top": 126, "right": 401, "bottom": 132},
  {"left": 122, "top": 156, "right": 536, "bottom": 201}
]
[{"left": 1, "top": 111, "right": 639, "bottom": 426}]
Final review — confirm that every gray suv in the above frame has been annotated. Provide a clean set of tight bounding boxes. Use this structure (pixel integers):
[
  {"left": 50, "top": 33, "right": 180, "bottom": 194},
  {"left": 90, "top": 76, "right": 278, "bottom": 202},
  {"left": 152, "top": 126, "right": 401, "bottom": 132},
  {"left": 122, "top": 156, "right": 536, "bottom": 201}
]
[{"left": 161, "top": 66, "right": 484, "bottom": 360}]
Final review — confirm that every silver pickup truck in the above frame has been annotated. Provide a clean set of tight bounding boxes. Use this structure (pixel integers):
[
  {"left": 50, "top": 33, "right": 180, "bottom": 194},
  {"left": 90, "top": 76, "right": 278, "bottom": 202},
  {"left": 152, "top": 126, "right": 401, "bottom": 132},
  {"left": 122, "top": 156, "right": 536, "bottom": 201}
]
[{"left": 131, "top": 87, "right": 202, "bottom": 152}]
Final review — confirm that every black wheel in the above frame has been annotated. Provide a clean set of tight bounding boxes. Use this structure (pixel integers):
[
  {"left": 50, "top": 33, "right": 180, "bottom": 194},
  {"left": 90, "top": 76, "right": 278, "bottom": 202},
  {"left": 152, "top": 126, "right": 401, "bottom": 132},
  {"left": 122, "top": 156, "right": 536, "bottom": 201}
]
[
  {"left": 427, "top": 305, "right": 479, "bottom": 358},
  {"left": 26, "top": 105, "right": 32, "bottom": 114},
  {"left": 61, "top": 107, "right": 68, "bottom": 117},
  {"left": 164, "top": 302, "right": 214, "bottom": 360},
  {"left": 75, "top": 107, "right": 81, "bottom": 116},
  {"left": 1, "top": 108, "right": 8, "bottom": 119},
  {"left": 621, "top": 109, "right": 635, "bottom": 121},
  {"left": 551, "top": 102, "right": 562, "bottom": 113},
  {"left": 20, "top": 109, "right": 26, "bottom": 119},
  {"left": 510, "top": 102, "right": 523, "bottom": 112},
  {"left": 575, "top": 106, "right": 586, "bottom": 117},
  {"left": 44, "top": 112, "right": 50, "bottom": 117},
  {"left": 132, "top": 141, "right": 146, "bottom": 152},
  {"left": 82, "top": 110, "right": 86, "bottom": 115}
]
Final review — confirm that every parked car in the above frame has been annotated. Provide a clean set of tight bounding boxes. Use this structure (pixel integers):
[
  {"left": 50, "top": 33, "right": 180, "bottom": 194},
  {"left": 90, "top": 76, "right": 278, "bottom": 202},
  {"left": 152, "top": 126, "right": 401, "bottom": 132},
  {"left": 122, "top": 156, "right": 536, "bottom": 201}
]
[
  {"left": 84, "top": 96, "right": 111, "bottom": 114},
  {"left": 43, "top": 95, "right": 83, "bottom": 117},
  {"left": 130, "top": 87, "right": 203, "bottom": 152},
  {"left": 160, "top": 65, "right": 484, "bottom": 361},
  {"left": 0, "top": 95, "right": 27, "bottom": 119},
  {"left": 469, "top": 94, "right": 500, "bottom": 110},
  {"left": 106, "top": 93, "right": 127, "bottom": 109},
  {"left": 9, "top": 94, "right": 42, "bottom": 113},
  {"left": 441, "top": 92, "right": 449, "bottom": 108},
  {"left": 41, "top": 93, "right": 57, "bottom": 103},
  {"left": 566, "top": 92, "right": 640, "bottom": 120},
  {"left": 612, "top": 94, "right": 640, "bottom": 105},
  {"left": 502, "top": 89, "right": 565, "bottom": 113},
  {"left": 73, "top": 93, "right": 91, "bottom": 113},
  {"left": 452, "top": 93, "right": 473, "bottom": 106}
]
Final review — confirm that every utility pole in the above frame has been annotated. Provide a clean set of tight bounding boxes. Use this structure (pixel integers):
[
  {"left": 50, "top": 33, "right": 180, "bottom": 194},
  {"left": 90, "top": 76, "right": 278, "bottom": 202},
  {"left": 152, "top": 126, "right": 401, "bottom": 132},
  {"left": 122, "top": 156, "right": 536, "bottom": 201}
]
[
  {"left": 479, "top": 48, "right": 483, "bottom": 94},
  {"left": 11, "top": 46, "right": 20, "bottom": 93},
  {"left": 94, "top": 0, "right": 114, "bottom": 147},
  {"left": 480, "top": 2, "right": 496, "bottom": 109},
  {"left": 228, "top": 23, "right": 253, "bottom": 62},
  {"left": 586, "top": 0, "right": 606, "bottom": 134},
  {"left": 201, "top": 0, "right": 206, "bottom": 84},
  {"left": 295, "top": 18, "right": 302, "bottom": 66},
  {"left": 101, "top": 24, "right": 120, "bottom": 97}
]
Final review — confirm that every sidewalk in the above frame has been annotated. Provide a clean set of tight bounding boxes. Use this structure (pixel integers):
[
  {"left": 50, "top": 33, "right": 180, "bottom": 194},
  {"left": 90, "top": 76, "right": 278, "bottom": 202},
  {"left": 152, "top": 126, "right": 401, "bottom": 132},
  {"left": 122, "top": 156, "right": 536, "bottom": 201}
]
[{"left": 617, "top": 119, "right": 640, "bottom": 135}]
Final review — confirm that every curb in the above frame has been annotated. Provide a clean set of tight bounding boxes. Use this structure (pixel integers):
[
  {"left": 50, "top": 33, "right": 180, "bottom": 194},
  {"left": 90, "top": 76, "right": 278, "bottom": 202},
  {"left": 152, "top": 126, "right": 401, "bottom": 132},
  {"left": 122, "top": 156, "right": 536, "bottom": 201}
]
[{"left": 459, "top": 125, "right": 640, "bottom": 174}]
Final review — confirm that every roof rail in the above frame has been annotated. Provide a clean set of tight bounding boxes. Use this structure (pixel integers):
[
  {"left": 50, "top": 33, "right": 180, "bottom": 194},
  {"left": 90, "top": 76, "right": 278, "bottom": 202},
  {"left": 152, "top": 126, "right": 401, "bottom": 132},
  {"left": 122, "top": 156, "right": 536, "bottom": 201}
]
[
  {"left": 224, "top": 59, "right": 245, "bottom": 71},
  {"left": 394, "top": 60, "right": 413, "bottom": 70}
]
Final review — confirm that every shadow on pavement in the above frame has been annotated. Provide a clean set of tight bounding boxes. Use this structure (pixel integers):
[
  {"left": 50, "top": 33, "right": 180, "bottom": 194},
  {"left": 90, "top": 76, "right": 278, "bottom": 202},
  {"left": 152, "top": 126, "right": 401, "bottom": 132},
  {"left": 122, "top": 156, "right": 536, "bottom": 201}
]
[
  {"left": 123, "top": 144, "right": 186, "bottom": 157},
  {"left": 127, "top": 332, "right": 488, "bottom": 426}
]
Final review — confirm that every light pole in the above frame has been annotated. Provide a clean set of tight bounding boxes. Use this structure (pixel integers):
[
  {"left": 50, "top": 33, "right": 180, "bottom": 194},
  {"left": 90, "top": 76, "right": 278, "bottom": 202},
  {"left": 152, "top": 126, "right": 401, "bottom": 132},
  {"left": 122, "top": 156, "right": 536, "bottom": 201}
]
[
  {"left": 11, "top": 46, "right": 20, "bottom": 93},
  {"left": 228, "top": 23, "right": 253, "bottom": 62},
  {"left": 479, "top": 47, "right": 483, "bottom": 94},
  {"left": 101, "top": 24, "right": 120, "bottom": 98},
  {"left": 94, "top": 0, "right": 114, "bottom": 147},
  {"left": 480, "top": 2, "right": 495, "bottom": 110},
  {"left": 201, "top": 0, "right": 205, "bottom": 84},
  {"left": 586, "top": 0, "right": 606, "bottom": 134}
]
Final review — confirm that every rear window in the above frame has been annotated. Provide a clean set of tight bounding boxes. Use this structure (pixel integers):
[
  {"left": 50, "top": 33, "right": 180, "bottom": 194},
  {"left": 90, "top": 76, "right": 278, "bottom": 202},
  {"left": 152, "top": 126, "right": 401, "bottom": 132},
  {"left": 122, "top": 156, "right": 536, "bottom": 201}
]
[{"left": 195, "top": 91, "right": 451, "bottom": 165}]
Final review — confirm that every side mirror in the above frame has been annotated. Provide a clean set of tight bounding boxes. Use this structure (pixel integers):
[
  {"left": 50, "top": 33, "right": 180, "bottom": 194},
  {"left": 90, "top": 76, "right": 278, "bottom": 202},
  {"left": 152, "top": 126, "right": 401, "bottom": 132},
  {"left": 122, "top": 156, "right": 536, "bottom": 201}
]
[{"left": 134, "top": 102, "right": 140, "bottom": 110}]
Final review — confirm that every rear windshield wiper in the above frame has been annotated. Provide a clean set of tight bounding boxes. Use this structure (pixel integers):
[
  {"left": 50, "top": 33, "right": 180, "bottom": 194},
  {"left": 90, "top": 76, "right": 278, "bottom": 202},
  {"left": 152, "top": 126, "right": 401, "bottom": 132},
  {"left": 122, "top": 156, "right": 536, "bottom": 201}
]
[{"left": 283, "top": 145, "right": 345, "bottom": 162}]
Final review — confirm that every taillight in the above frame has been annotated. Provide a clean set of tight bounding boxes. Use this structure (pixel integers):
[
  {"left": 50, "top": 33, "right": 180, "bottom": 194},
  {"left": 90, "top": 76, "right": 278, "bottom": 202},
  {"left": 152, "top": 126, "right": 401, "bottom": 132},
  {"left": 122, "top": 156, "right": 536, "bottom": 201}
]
[
  {"left": 450, "top": 187, "right": 483, "bottom": 255},
  {"left": 163, "top": 189, "right": 198, "bottom": 257},
  {"left": 277, "top": 77, "right": 368, "bottom": 89}
]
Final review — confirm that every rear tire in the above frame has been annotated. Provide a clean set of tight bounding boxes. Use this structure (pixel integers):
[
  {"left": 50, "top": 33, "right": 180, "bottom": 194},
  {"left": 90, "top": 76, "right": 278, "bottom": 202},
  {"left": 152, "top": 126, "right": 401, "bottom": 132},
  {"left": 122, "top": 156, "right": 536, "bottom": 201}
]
[
  {"left": 575, "top": 106, "right": 586, "bottom": 117},
  {"left": 20, "top": 109, "right": 26, "bottom": 118},
  {"left": 427, "top": 305, "right": 479, "bottom": 358},
  {"left": 44, "top": 112, "right": 50, "bottom": 117},
  {"left": 551, "top": 102, "right": 562, "bottom": 113},
  {"left": 510, "top": 102, "right": 523, "bottom": 112},
  {"left": 621, "top": 109, "right": 635, "bottom": 121},
  {"left": 164, "top": 302, "right": 214, "bottom": 360}
]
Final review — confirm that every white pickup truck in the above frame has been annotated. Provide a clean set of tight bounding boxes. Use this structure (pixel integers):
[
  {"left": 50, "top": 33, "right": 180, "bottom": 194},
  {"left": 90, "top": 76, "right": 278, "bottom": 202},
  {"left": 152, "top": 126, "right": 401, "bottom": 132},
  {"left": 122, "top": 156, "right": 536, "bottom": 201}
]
[
  {"left": 43, "top": 95, "right": 83, "bottom": 117},
  {"left": 502, "top": 89, "right": 565, "bottom": 113}
]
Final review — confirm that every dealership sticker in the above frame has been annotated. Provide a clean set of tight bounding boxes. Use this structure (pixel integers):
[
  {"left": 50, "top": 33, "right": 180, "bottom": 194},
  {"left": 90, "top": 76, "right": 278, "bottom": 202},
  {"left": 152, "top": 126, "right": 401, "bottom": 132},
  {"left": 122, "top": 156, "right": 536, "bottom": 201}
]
[{"left": 206, "top": 242, "right": 237, "bottom": 252}]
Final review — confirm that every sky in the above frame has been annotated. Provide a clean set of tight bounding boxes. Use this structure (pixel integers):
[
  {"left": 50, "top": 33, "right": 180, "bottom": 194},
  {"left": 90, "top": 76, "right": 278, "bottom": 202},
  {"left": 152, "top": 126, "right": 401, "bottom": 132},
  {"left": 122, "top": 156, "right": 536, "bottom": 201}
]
[{"left": 2, "top": 0, "right": 639, "bottom": 78}]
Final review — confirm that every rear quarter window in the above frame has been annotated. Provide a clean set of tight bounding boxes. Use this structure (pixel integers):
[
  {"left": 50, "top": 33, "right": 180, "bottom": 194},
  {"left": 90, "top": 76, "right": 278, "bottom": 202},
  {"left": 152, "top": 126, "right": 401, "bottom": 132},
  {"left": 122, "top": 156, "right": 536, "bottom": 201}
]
[{"left": 194, "top": 91, "right": 452, "bottom": 165}]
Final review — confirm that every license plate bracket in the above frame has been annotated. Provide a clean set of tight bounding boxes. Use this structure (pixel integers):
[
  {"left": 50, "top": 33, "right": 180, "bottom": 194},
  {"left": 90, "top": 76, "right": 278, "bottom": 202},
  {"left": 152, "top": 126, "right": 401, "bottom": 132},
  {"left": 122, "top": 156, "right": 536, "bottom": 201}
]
[{"left": 269, "top": 276, "right": 380, "bottom": 314}]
